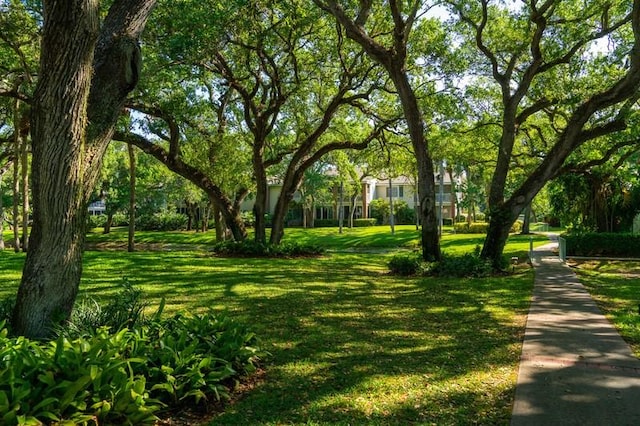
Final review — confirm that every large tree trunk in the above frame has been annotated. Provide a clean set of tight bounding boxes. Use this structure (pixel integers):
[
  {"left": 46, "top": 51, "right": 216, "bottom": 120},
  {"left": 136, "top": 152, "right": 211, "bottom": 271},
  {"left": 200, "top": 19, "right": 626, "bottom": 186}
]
[
  {"left": 482, "top": 205, "right": 518, "bottom": 268},
  {"left": 270, "top": 187, "right": 293, "bottom": 245},
  {"left": 13, "top": 1, "right": 100, "bottom": 338},
  {"left": 12, "top": 0, "right": 156, "bottom": 339},
  {"left": 104, "top": 211, "right": 114, "bottom": 234}
]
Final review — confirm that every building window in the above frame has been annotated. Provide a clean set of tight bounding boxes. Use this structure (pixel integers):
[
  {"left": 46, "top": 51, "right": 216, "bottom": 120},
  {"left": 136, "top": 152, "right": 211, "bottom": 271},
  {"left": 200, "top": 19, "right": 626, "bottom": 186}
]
[{"left": 385, "top": 186, "right": 404, "bottom": 198}]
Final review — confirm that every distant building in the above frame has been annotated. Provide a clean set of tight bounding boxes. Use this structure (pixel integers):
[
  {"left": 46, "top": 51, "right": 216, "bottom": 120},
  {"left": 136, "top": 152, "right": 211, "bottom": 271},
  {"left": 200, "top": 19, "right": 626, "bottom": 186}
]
[
  {"left": 88, "top": 200, "right": 106, "bottom": 215},
  {"left": 241, "top": 170, "right": 464, "bottom": 223}
]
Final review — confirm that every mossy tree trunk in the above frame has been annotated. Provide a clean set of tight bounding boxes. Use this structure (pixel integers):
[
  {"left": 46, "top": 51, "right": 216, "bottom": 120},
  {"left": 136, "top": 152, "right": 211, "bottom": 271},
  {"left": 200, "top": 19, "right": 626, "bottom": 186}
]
[{"left": 12, "top": 0, "right": 156, "bottom": 339}]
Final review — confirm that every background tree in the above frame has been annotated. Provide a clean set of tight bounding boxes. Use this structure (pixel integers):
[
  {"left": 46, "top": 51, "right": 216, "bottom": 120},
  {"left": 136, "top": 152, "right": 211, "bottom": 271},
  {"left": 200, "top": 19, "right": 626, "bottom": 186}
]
[
  {"left": 448, "top": 0, "right": 640, "bottom": 267},
  {"left": 315, "top": 0, "right": 452, "bottom": 261}
]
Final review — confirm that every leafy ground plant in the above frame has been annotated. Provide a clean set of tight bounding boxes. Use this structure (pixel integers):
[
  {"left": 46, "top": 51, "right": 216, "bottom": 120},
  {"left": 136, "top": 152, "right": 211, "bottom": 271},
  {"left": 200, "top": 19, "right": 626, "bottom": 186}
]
[{"left": 0, "top": 311, "right": 265, "bottom": 425}]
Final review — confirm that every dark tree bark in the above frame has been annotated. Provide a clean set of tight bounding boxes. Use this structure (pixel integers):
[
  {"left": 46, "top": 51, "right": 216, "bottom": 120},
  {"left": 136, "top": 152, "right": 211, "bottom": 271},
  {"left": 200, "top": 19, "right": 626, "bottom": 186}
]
[{"left": 12, "top": 0, "right": 156, "bottom": 339}]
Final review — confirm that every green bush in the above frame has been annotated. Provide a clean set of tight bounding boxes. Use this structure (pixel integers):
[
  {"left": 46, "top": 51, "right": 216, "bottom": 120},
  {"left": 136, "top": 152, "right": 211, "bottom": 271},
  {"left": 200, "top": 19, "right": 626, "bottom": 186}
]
[
  {"left": 241, "top": 211, "right": 255, "bottom": 227},
  {"left": 0, "top": 312, "right": 265, "bottom": 425},
  {"left": 388, "top": 253, "right": 423, "bottom": 276},
  {"left": 511, "top": 220, "right": 523, "bottom": 234},
  {"left": 87, "top": 214, "right": 106, "bottom": 230},
  {"left": 563, "top": 233, "right": 640, "bottom": 257},
  {"left": 353, "top": 218, "right": 377, "bottom": 227},
  {"left": 394, "top": 201, "right": 415, "bottom": 225},
  {"left": 136, "top": 212, "right": 187, "bottom": 231},
  {"left": 442, "top": 218, "right": 453, "bottom": 226},
  {"left": 428, "top": 251, "right": 494, "bottom": 277},
  {"left": 454, "top": 222, "right": 488, "bottom": 233},
  {"left": 112, "top": 212, "right": 129, "bottom": 227},
  {"left": 453, "top": 221, "right": 523, "bottom": 234},
  {"left": 212, "top": 240, "right": 324, "bottom": 257}
]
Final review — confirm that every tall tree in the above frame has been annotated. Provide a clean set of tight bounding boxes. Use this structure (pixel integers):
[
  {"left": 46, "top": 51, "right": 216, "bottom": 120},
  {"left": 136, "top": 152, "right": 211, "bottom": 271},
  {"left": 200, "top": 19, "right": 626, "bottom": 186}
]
[
  {"left": 12, "top": 0, "right": 156, "bottom": 338},
  {"left": 314, "top": 0, "right": 444, "bottom": 260},
  {"left": 449, "top": 0, "right": 640, "bottom": 267}
]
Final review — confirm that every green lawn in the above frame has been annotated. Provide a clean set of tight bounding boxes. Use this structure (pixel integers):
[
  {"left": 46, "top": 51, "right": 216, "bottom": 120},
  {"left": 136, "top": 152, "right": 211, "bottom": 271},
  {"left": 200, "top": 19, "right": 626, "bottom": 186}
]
[
  {"left": 572, "top": 260, "right": 640, "bottom": 357},
  {"left": 0, "top": 227, "right": 551, "bottom": 424}
]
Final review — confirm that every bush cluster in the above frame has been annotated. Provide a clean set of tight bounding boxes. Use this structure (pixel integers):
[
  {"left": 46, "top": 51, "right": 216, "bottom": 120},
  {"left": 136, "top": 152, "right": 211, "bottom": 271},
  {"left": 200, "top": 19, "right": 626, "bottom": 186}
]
[
  {"left": 453, "top": 220, "right": 523, "bottom": 234},
  {"left": 564, "top": 232, "right": 640, "bottom": 257},
  {"left": 0, "top": 283, "right": 265, "bottom": 425},
  {"left": 388, "top": 253, "right": 423, "bottom": 276},
  {"left": 87, "top": 213, "right": 130, "bottom": 230},
  {"left": 212, "top": 240, "right": 324, "bottom": 257},
  {"left": 428, "top": 253, "right": 494, "bottom": 277},
  {"left": 388, "top": 249, "right": 504, "bottom": 277},
  {"left": 136, "top": 212, "right": 188, "bottom": 231}
]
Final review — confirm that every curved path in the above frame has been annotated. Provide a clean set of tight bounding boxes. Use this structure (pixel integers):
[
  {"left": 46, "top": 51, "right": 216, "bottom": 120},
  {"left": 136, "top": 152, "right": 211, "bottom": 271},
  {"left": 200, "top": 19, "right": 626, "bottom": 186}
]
[{"left": 511, "top": 240, "right": 640, "bottom": 425}]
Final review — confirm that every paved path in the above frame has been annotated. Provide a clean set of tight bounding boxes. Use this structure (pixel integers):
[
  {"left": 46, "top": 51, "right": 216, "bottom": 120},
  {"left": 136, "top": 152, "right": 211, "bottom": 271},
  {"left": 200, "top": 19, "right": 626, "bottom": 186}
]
[{"left": 511, "top": 240, "right": 640, "bottom": 425}]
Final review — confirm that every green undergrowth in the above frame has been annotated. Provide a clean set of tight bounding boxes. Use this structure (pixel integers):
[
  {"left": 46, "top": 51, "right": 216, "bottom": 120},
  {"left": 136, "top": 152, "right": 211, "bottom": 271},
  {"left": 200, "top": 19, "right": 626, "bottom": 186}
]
[
  {"left": 0, "top": 281, "right": 266, "bottom": 425},
  {"left": 212, "top": 240, "right": 324, "bottom": 257},
  {"left": 388, "top": 250, "right": 497, "bottom": 277}
]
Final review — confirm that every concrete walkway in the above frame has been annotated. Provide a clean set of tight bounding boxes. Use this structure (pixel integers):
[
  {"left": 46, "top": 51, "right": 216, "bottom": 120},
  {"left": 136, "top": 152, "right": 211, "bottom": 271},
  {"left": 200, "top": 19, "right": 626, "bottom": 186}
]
[{"left": 511, "top": 239, "right": 640, "bottom": 425}]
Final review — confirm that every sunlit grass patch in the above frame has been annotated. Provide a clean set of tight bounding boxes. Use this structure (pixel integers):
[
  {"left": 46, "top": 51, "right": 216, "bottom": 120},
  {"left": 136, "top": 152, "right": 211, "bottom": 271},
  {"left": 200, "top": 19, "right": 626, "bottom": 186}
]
[
  {"left": 0, "top": 226, "right": 545, "bottom": 424},
  {"left": 574, "top": 260, "right": 640, "bottom": 356}
]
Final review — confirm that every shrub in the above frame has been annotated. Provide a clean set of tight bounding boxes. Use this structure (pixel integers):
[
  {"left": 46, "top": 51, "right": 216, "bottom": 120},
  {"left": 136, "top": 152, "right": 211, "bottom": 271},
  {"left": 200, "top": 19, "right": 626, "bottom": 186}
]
[
  {"left": 563, "top": 232, "right": 640, "bottom": 257},
  {"left": 0, "top": 293, "right": 266, "bottom": 424},
  {"left": 394, "top": 201, "right": 415, "bottom": 225},
  {"left": 241, "top": 211, "right": 255, "bottom": 227},
  {"left": 511, "top": 220, "right": 523, "bottom": 234},
  {"left": 442, "top": 218, "right": 453, "bottom": 226},
  {"left": 353, "top": 218, "right": 377, "bottom": 227},
  {"left": 388, "top": 253, "right": 423, "bottom": 276},
  {"left": 428, "top": 251, "right": 494, "bottom": 278},
  {"left": 136, "top": 212, "right": 187, "bottom": 231},
  {"left": 453, "top": 221, "right": 523, "bottom": 234},
  {"left": 212, "top": 240, "right": 324, "bottom": 257},
  {"left": 87, "top": 214, "right": 106, "bottom": 230},
  {"left": 112, "top": 212, "right": 129, "bottom": 227},
  {"left": 65, "top": 277, "right": 151, "bottom": 337}
]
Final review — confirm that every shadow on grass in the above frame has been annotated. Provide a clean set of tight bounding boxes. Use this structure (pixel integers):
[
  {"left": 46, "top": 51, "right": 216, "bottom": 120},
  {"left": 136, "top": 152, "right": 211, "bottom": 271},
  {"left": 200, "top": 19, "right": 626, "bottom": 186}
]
[
  {"left": 0, "top": 247, "right": 532, "bottom": 425},
  {"left": 207, "top": 270, "right": 530, "bottom": 425}
]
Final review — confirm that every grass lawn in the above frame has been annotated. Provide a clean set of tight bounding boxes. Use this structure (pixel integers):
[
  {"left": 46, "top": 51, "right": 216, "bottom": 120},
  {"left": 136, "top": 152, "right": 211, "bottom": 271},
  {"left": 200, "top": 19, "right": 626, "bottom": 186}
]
[
  {"left": 572, "top": 260, "right": 640, "bottom": 357},
  {"left": 0, "top": 227, "right": 551, "bottom": 425}
]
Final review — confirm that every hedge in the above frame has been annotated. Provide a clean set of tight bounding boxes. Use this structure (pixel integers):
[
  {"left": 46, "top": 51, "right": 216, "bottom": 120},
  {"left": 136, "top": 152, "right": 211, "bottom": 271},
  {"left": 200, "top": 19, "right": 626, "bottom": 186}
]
[
  {"left": 453, "top": 220, "right": 523, "bottom": 234},
  {"left": 564, "top": 233, "right": 640, "bottom": 257},
  {"left": 313, "top": 218, "right": 378, "bottom": 227}
]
